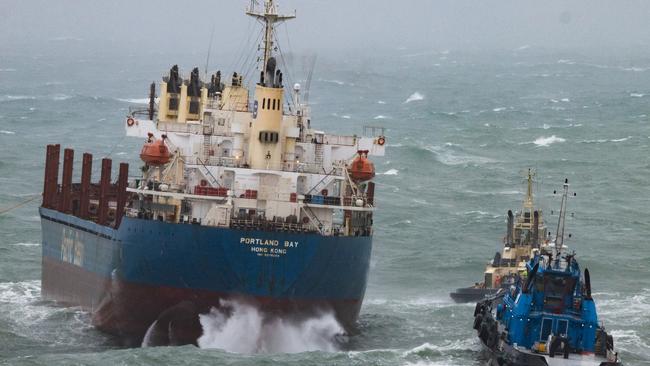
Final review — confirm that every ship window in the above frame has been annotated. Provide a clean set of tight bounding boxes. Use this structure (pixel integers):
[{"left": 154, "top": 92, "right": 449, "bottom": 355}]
[
  {"left": 272, "top": 99, "right": 276, "bottom": 110},
  {"left": 556, "top": 319, "right": 568, "bottom": 337},
  {"left": 262, "top": 98, "right": 266, "bottom": 109},
  {"left": 540, "top": 318, "right": 553, "bottom": 341},
  {"left": 259, "top": 131, "right": 279, "bottom": 143}
]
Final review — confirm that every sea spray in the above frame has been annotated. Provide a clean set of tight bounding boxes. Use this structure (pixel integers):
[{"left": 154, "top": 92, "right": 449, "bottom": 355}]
[{"left": 197, "top": 300, "right": 345, "bottom": 354}]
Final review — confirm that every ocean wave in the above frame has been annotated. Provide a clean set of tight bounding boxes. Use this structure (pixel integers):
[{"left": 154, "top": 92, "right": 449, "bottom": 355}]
[
  {"left": 116, "top": 97, "right": 160, "bottom": 104},
  {"left": 196, "top": 300, "right": 343, "bottom": 354},
  {"left": 426, "top": 145, "right": 497, "bottom": 166},
  {"left": 630, "top": 93, "right": 645, "bottom": 98},
  {"left": 535, "top": 135, "right": 565, "bottom": 146},
  {"left": 318, "top": 78, "right": 352, "bottom": 86},
  {"left": 0, "top": 130, "right": 16, "bottom": 135},
  {"left": 403, "top": 339, "right": 480, "bottom": 357},
  {"left": 7, "top": 242, "right": 40, "bottom": 247},
  {"left": 520, "top": 135, "right": 566, "bottom": 147},
  {"left": 404, "top": 92, "right": 424, "bottom": 104},
  {"left": 374, "top": 115, "right": 390, "bottom": 120},
  {"left": 579, "top": 136, "right": 632, "bottom": 144},
  {"left": 492, "top": 107, "right": 507, "bottom": 112},
  {"left": 381, "top": 169, "right": 399, "bottom": 176},
  {"left": 596, "top": 289, "right": 650, "bottom": 328}
]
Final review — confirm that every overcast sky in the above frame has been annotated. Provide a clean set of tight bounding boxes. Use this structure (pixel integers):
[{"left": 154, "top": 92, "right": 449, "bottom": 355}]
[{"left": 2, "top": 0, "right": 650, "bottom": 55}]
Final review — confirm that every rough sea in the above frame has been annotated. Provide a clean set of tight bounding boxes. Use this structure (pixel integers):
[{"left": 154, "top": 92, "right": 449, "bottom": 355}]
[{"left": 1, "top": 41, "right": 649, "bottom": 365}]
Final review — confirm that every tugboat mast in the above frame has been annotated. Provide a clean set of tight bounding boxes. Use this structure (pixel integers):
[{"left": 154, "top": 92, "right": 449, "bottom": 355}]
[
  {"left": 246, "top": 0, "right": 296, "bottom": 71},
  {"left": 554, "top": 178, "right": 569, "bottom": 253}
]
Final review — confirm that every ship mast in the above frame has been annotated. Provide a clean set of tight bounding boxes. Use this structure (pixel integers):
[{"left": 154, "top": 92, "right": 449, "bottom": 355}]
[
  {"left": 554, "top": 178, "right": 569, "bottom": 252},
  {"left": 246, "top": 0, "right": 296, "bottom": 71},
  {"left": 523, "top": 168, "right": 535, "bottom": 210}
]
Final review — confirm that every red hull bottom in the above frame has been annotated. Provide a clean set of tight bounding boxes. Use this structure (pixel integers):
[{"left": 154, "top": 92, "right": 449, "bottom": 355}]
[{"left": 41, "top": 257, "right": 362, "bottom": 346}]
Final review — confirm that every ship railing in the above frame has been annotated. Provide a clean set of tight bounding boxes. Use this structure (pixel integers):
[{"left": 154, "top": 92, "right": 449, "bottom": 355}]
[{"left": 230, "top": 218, "right": 316, "bottom": 233}]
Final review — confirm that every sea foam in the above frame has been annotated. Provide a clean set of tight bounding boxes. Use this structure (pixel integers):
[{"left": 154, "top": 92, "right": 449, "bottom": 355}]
[
  {"left": 198, "top": 300, "right": 344, "bottom": 354},
  {"left": 533, "top": 135, "right": 566, "bottom": 147},
  {"left": 404, "top": 92, "right": 424, "bottom": 103}
]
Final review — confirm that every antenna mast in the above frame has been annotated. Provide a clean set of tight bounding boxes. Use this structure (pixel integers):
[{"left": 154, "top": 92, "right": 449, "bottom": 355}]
[
  {"left": 554, "top": 178, "right": 569, "bottom": 252},
  {"left": 246, "top": 0, "right": 296, "bottom": 70}
]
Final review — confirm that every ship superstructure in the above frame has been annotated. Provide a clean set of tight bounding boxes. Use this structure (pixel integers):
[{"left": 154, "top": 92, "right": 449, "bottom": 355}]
[
  {"left": 451, "top": 170, "right": 547, "bottom": 303},
  {"left": 39, "top": 0, "right": 385, "bottom": 346}
]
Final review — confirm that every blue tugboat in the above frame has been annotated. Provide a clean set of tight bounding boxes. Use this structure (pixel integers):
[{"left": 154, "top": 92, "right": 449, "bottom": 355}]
[{"left": 473, "top": 179, "right": 621, "bottom": 366}]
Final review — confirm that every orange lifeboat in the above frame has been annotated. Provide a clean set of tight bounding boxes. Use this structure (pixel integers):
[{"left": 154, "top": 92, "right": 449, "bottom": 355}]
[
  {"left": 140, "top": 133, "right": 171, "bottom": 166},
  {"left": 348, "top": 150, "right": 375, "bottom": 182}
]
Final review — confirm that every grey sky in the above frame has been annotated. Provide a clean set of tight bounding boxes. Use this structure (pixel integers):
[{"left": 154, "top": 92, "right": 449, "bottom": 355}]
[{"left": 2, "top": 0, "right": 650, "bottom": 54}]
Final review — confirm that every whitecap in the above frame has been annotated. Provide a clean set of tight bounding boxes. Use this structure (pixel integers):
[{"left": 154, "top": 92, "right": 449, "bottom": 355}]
[
  {"left": 318, "top": 78, "right": 346, "bottom": 86},
  {"left": 373, "top": 115, "right": 389, "bottom": 120},
  {"left": 0, "top": 130, "right": 16, "bottom": 135},
  {"left": 610, "top": 136, "right": 632, "bottom": 142},
  {"left": 0, "top": 68, "right": 16, "bottom": 72},
  {"left": 2, "top": 95, "right": 35, "bottom": 101},
  {"left": 8, "top": 243, "right": 40, "bottom": 247},
  {"left": 426, "top": 145, "right": 497, "bottom": 166},
  {"left": 557, "top": 59, "right": 575, "bottom": 65},
  {"left": 630, "top": 93, "right": 645, "bottom": 98},
  {"left": 197, "top": 300, "right": 343, "bottom": 354},
  {"left": 116, "top": 97, "right": 159, "bottom": 104},
  {"left": 51, "top": 94, "right": 72, "bottom": 101},
  {"left": 533, "top": 135, "right": 565, "bottom": 147},
  {"left": 542, "top": 124, "right": 551, "bottom": 130},
  {"left": 381, "top": 169, "right": 399, "bottom": 175},
  {"left": 377, "top": 100, "right": 386, "bottom": 104},
  {"left": 492, "top": 107, "right": 506, "bottom": 112},
  {"left": 404, "top": 92, "right": 424, "bottom": 104},
  {"left": 341, "top": 115, "right": 351, "bottom": 119},
  {"left": 561, "top": 98, "right": 570, "bottom": 102}
]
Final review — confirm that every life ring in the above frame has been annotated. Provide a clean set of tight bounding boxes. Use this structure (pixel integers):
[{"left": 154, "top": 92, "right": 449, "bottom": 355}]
[
  {"left": 127, "top": 117, "right": 135, "bottom": 127},
  {"left": 377, "top": 136, "right": 386, "bottom": 146}
]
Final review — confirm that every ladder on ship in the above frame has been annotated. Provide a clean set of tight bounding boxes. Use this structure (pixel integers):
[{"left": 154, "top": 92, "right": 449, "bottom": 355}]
[
  {"left": 314, "top": 143, "right": 324, "bottom": 167},
  {"left": 196, "top": 158, "right": 222, "bottom": 188},
  {"left": 306, "top": 167, "right": 337, "bottom": 196},
  {"left": 203, "top": 135, "right": 212, "bottom": 162},
  {"left": 301, "top": 206, "right": 325, "bottom": 235}
]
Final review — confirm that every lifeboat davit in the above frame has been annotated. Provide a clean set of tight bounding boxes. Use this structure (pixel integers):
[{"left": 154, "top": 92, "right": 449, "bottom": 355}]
[
  {"left": 348, "top": 150, "right": 375, "bottom": 182},
  {"left": 140, "top": 133, "right": 171, "bottom": 166}
]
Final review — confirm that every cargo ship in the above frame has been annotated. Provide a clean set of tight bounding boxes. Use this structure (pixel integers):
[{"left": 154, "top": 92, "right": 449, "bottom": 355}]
[
  {"left": 450, "top": 170, "right": 548, "bottom": 303},
  {"left": 39, "top": 0, "right": 386, "bottom": 346},
  {"left": 473, "top": 179, "right": 621, "bottom": 366}
]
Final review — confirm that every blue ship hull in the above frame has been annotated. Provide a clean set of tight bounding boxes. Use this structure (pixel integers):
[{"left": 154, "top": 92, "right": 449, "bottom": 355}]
[{"left": 39, "top": 207, "right": 372, "bottom": 344}]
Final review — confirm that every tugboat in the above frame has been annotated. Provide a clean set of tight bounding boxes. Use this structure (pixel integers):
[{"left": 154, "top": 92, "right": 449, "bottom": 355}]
[
  {"left": 473, "top": 179, "right": 621, "bottom": 366},
  {"left": 451, "top": 170, "right": 548, "bottom": 303},
  {"left": 39, "top": 0, "right": 386, "bottom": 346}
]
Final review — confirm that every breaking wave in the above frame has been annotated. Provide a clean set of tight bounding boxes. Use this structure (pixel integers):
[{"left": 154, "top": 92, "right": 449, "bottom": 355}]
[
  {"left": 0, "top": 130, "right": 16, "bottom": 135},
  {"left": 425, "top": 145, "right": 497, "bottom": 166},
  {"left": 521, "top": 135, "right": 566, "bottom": 147},
  {"left": 404, "top": 92, "right": 424, "bottom": 103},
  {"left": 373, "top": 115, "right": 389, "bottom": 119},
  {"left": 381, "top": 169, "right": 399, "bottom": 175},
  {"left": 198, "top": 300, "right": 345, "bottom": 354},
  {"left": 116, "top": 97, "right": 160, "bottom": 104},
  {"left": 630, "top": 93, "right": 645, "bottom": 98}
]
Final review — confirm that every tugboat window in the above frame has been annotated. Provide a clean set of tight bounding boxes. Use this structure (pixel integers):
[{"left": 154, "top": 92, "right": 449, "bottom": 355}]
[
  {"left": 556, "top": 319, "right": 569, "bottom": 337},
  {"left": 541, "top": 318, "right": 553, "bottom": 341}
]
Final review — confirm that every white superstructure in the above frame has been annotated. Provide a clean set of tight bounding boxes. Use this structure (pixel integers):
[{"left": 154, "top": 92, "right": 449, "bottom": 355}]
[{"left": 124, "top": 0, "right": 385, "bottom": 237}]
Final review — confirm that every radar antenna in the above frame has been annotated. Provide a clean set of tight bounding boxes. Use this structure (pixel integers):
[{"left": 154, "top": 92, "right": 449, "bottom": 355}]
[{"left": 246, "top": 0, "right": 296, "bottom": 71}]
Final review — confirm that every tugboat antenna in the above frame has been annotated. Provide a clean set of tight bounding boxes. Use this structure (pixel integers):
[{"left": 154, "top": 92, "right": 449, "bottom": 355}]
[
  {"left": 554, "top": 178, "right": 569, "bottom": 254},
  {"left": 246, "top": 0, "right": 296, "bottom": 71}
]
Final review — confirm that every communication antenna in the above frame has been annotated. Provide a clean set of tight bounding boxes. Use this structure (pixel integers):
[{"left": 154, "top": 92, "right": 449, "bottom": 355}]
[
  {"left": 304, "top": 54, "right": 317, "bottom": 104},
  {"left": 204, "top": 24, "right": 216, "bottom": 80}
]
